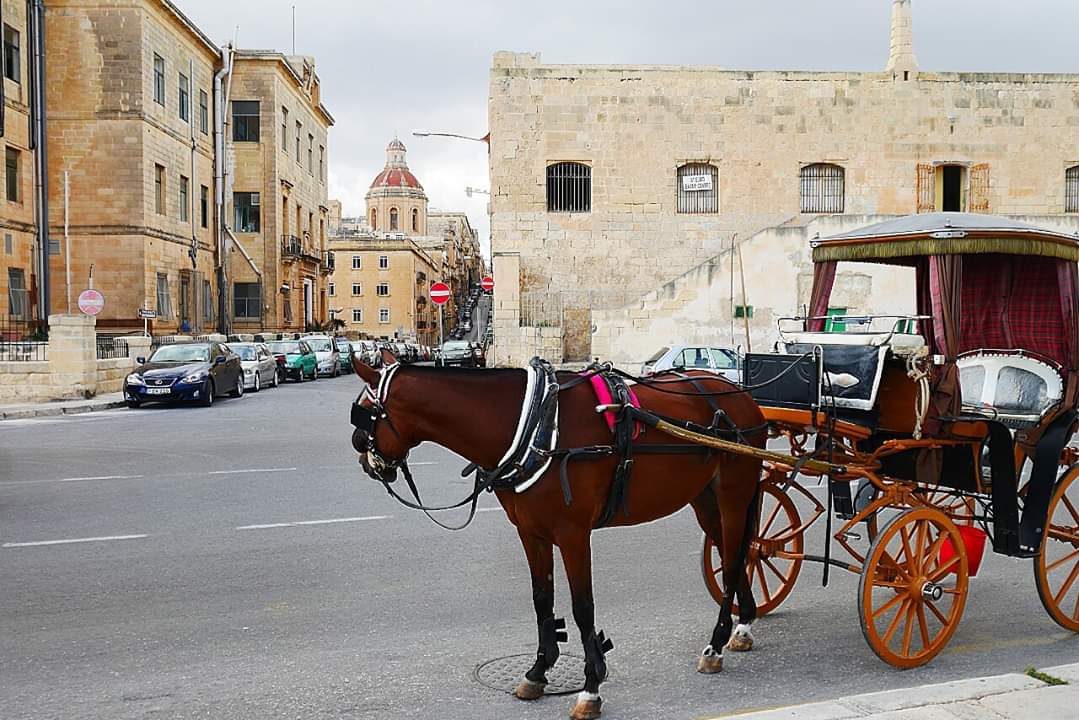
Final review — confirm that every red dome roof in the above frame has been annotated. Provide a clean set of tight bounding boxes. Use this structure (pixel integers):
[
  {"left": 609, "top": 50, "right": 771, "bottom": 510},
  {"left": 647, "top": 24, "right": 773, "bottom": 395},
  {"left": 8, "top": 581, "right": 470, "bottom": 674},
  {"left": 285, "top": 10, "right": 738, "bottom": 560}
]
[{"left": 369, "top": 168, "right": 423, "bottom": 190}]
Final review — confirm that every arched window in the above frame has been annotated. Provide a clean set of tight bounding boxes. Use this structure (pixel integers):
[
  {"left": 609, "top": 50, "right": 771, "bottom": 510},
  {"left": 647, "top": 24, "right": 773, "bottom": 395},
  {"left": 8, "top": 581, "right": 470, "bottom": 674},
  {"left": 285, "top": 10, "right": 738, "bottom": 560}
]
[
  {"left": 411, "top": 208, "right": 419, "bottom": 232},
  {"left": 389, "top": 207, "right": 399, "bottom": 231},
  {"left": 546, "top": 162, "right": 591, "bottom": 213},
  {"left": 676, "top": 163, "right": 719, "bottom": 214},
  {"left": 370, "top": 208, "right": 377, "bottom": 229},
  {"left": 800, "top": 163, "right": 845, "bottom": 213},
  {"left": 1066, "top": 165, "right": 1079, "bottom": 213}
]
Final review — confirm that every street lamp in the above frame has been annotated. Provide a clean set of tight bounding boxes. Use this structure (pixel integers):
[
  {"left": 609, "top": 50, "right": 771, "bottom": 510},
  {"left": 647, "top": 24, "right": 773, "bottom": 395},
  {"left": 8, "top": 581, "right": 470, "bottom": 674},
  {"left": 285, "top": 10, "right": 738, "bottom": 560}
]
[
  {"left": 465, "top": 186, "right": 490, "bottom": 198},
  {"left": 412, "top": 128, "right": 489, "bottom": 144}
]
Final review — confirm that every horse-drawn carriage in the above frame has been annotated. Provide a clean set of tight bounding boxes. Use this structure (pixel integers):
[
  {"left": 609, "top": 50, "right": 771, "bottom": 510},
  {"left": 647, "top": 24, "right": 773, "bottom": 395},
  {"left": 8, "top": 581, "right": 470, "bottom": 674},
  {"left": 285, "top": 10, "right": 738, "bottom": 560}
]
[{"left": 698, "top": 212, "right": 1079, "bottom": 667}]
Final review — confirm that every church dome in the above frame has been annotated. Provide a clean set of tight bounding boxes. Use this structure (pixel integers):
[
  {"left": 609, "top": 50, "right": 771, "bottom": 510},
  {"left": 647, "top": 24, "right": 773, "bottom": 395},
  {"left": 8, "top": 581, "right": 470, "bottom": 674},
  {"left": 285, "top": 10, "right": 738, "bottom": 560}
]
[{"left": 369, "top": 138, "right": 423, "bottom": 190}]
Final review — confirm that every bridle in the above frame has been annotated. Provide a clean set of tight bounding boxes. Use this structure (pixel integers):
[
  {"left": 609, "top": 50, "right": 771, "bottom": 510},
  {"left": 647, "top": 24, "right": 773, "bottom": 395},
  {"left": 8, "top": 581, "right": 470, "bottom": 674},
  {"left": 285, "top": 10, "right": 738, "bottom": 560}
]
[{"left": 349, "top": 362, "right": 492, "bottom": 530}]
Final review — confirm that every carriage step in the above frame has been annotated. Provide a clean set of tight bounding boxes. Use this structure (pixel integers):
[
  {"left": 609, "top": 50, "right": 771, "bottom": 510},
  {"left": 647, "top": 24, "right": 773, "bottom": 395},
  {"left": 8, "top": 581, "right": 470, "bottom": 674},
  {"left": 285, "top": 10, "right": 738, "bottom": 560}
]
[{"left": 839, "top": 531, "right": 862, "bottom": 542}]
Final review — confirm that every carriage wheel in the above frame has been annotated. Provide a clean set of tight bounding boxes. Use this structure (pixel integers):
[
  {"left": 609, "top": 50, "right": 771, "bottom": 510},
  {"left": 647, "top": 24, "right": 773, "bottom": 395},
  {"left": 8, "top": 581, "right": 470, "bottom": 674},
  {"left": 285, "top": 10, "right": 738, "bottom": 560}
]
[
  {"left": 1034, "top": 465, "right": 1079, "bottom": 632},
  {"left": 701, "top": 482, "right": 803, "bottom": 617},
  {"left": 858, "top": 507, "right": 969, "bottom": 668}
]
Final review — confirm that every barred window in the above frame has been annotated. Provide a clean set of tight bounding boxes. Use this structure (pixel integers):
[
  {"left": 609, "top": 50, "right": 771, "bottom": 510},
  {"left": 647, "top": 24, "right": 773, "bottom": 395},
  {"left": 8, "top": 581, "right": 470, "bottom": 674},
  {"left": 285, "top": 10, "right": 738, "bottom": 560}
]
[
  {"left": 546, "top": 162, "right": 591, "bottom": 213},
  {"left": 676, "top": 163, "right": 719, "bottom": 214},
  {"left": 800, "top": 163, "right": 845, "bottom": 213},
  {"left": 1066, "top": 165, "right": 1079, "bottom": 213}
]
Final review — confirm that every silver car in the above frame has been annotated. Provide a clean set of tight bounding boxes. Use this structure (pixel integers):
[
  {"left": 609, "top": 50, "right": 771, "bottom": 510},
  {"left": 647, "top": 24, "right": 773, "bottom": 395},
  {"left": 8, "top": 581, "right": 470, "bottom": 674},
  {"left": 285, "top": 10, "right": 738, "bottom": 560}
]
[
  {"left": 640, "top": 345, "right": 741, "bottom": 382},
  {"left": 231, "top": 342, "right": 280, "bottom": 392},
  {"left": 303, "top": 335, "right": 341, "bottom": 377}
]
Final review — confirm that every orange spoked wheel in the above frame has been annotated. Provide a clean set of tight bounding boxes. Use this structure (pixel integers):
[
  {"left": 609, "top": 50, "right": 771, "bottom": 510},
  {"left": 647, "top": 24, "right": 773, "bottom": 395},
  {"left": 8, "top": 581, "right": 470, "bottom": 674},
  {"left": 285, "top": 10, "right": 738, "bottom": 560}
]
[
  {"left": 702, "top": 482, "right": 803, "bottom": 616},
  {"left": 1034, "top": 466, "right": 1079, "bottom": 632},
  {"left": 858, "top": 507, "right": 969, "bottom": 668}
]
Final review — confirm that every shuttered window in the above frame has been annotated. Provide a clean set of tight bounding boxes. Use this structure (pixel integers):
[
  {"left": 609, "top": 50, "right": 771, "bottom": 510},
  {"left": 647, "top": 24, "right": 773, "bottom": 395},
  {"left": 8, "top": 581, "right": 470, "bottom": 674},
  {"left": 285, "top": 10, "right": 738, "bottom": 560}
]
[
  {"left": 676, "top": 163, "right": 719, "bottom": 214},
  {"left": 546, "top": 162, "right": 591, "bottom": 213},
  {"left": 800, "top": 163, "right": 845, "bottom": 213},
  {"left": 1066, "top": 166, "right": 1079, "bottom": 213}
]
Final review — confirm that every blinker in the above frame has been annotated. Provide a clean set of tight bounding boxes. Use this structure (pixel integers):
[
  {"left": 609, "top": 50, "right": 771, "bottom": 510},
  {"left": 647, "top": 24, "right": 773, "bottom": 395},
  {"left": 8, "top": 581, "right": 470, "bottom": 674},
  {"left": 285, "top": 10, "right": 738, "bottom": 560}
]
[{"left": 351, "top": 400, "right": 378, "bottom": 434}]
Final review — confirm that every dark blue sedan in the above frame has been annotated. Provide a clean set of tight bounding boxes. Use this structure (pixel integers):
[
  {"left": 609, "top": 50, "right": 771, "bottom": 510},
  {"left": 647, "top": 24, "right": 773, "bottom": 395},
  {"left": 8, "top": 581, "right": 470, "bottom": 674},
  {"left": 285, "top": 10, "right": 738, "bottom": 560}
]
[{"left": 124, "top": 342, "right": 244, "bottom": 408}]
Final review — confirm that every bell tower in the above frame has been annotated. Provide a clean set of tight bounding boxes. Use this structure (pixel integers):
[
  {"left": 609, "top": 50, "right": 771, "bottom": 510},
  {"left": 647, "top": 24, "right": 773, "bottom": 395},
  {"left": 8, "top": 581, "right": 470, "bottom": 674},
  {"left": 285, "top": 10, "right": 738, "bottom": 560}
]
[{"left": 886, "top": 0, "right": 918, "bottom": 78}]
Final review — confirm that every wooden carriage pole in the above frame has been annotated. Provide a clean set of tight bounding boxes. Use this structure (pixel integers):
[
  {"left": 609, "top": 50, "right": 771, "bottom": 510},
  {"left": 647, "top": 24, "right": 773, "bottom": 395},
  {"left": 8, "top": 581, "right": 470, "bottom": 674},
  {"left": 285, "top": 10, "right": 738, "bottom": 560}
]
[{"left": 737, "top": 243, "right": 752, "bottom": 352}]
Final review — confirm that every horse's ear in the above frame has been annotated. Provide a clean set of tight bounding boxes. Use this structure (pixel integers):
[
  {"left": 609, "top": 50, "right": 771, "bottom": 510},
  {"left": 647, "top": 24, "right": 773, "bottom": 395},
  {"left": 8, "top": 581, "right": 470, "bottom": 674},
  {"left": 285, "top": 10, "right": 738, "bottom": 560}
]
[
  {"left": 351, "top": 353, "right": 379, "bottom": 384},
  {"left": 380, "top": 348, "right": 397, "bottom": 366}
]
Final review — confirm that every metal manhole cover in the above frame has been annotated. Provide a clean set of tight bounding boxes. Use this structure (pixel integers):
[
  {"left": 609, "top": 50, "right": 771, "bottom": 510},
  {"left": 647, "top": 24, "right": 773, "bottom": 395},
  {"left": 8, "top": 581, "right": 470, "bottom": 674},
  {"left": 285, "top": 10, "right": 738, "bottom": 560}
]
[{"left": 474, "top": 653, "right": 587, "bottom": 696}]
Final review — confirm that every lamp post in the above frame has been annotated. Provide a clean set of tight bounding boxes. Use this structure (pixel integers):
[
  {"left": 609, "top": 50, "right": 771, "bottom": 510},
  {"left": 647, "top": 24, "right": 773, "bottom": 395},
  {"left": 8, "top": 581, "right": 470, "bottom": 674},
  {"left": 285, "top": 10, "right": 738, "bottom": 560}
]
[{"left": 412, "top": 129, "right": 489, "bottom": 144}]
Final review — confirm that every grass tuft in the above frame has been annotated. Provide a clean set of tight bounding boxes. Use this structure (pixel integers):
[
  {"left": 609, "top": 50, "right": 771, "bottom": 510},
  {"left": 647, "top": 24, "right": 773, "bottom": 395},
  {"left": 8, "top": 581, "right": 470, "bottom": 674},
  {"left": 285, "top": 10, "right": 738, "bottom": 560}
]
[{"left": 1025, "top": 667, "right": 1068, "bottom": 686}]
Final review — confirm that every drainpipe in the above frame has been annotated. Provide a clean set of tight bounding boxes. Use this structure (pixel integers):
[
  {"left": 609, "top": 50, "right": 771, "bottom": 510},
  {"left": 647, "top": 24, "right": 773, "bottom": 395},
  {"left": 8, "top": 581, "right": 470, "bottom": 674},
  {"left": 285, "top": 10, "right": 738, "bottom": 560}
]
[
  {"left": 28, "top": 0, "right": 48, "bottom": 320},
  {"left": 213, "top": 44, "right": 234, "bottom": 333},
  {"left": 188, "top": 58, "right": 197, "bottom": 272},
  {"left": 225, "top": 226, "right": 262, "bottom": 327}
]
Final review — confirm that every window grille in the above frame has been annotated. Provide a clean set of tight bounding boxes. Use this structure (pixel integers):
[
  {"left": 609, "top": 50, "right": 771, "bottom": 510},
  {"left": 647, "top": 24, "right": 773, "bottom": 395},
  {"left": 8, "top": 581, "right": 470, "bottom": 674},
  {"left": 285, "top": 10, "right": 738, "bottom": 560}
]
[
  {"left": 352, "top": 309, "right": 362, "bottom": 323},
  {"left": 800, "top": 163, "right": 845, "bottom": 213},
  {"left": 232, "top": 101, "right": 260, "bottom": 142},
  {"left": 376, "top": 283, "right": 389, "bottom": 297},
  {"left": 676, "top": 163, "right": 719, "bottom": 214},
  {"left": 546, "top": 162, "right": 591, "bottom": 213},
  {"left": 234, "top": 192, "right": 260, "bottom": 232},
  {"left": 3, "top": 25, "right": 20, "bottom": 83},
  {"left": 156, "top": 273, "right": 172, "bottom": 319},
  {"left": 1067, "top": 166, "right": 1079, "bottom": 213},
  {"left": 233, "top": 282, "right": 260, "bottom": 319}
]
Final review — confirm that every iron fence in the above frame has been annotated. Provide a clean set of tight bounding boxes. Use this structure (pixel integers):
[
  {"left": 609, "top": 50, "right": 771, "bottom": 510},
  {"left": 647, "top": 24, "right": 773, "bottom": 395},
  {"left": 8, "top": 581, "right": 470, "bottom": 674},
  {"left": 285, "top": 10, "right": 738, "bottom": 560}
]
[
  {"left": 95, "top": 336, "right": 130, "bottom": 360},
  {"left": 0, "top": 316, "right": 47, "bottom": 361}
]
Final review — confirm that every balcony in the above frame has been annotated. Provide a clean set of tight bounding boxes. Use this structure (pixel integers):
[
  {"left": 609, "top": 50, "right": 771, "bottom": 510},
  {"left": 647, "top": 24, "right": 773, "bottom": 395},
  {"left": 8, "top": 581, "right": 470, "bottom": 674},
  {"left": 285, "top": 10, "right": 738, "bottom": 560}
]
[
  {"left": 416, "top": 271, "right": 427, "bottom": 284},
  {"left": 320, "top": 250, "right": 335, "bottom": 274},
  {"left": 282, "top": 235, "right": 302, "bottom": 261}
]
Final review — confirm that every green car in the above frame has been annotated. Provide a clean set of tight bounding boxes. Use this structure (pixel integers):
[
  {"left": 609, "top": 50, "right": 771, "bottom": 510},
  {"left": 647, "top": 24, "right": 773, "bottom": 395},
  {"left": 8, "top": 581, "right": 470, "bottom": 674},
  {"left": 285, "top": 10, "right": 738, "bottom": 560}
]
[
  {"left": 335, "top": 338, "right": 354, "bottom": 374},
  {"left": 266, "top": 340, "right": 318, "bottom": 382}
]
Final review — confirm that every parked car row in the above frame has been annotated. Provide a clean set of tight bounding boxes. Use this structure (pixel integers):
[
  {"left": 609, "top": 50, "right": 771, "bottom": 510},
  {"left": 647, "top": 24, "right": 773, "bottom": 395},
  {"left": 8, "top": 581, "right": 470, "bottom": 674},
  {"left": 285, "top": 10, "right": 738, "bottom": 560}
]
[{"left": 436, "top": 340, "right": 486, "bottom": 368}]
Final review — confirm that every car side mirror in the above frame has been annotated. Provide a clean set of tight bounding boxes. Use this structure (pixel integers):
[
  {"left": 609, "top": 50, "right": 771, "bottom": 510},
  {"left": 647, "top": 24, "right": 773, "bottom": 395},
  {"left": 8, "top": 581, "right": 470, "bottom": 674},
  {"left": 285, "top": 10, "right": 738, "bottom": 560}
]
[
  {"left": 136, "top": 356, "right": 146, "bottom": 364},
  {"left": 215, "top": 355, "right": 226, "bottom": 365}
]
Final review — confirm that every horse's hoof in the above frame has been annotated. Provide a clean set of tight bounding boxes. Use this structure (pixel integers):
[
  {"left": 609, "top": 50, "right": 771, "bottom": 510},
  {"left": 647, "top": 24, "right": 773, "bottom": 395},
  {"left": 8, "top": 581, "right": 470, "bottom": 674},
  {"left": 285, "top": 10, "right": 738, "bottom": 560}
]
[
  {"left": 569, "top": 695, "right": 602, "bottom": 720},
  {"left": 726, "top": 629, "right": 753, "bottom": 653},
  {"left": 697, "top": 646, "right": 723, "bottom": 674},
  {"left": 513, "top": 679, "right": 547, "bottom": 701}
]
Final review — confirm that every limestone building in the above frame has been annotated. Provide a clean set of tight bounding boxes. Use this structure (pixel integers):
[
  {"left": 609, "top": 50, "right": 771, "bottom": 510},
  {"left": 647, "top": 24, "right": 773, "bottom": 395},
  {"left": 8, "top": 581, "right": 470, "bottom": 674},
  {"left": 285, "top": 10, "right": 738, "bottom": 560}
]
[
  {"left": 226, "top": 50, "right": 334, "bottom": 334},
  {"left": 1, "top": 0, "right": 34, "bottom": 322},
  {"left": 488, "top": 0, "right": 1079, "bottom": 365},
  {"left": 44, "top": 0, "right": 221, "bottom": 334},
  {"left": 328, "top": 139, "right": 482, "bottom": 344}
]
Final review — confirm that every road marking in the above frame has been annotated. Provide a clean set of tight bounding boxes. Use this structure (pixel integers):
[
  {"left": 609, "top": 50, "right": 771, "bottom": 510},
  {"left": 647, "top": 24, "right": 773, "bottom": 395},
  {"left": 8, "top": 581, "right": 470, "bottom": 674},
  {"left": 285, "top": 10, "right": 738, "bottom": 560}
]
[
  {"left": 208, "top": 467, "right": 297, "bottom": 475},
  {"left": 2, "top": 534, "right": 148, "bottom": 548},
  {"left": 59, "top": 474, "right": 145, "bottom": 483},
  {"left": 407, "top": 461, "right": 438, "bottom": 466},
  {"left": 236, "top": 515, "right": 390, "bottom": 530},
  {"left": 476, "top": 507, "right": 503, "bottom": 513}
]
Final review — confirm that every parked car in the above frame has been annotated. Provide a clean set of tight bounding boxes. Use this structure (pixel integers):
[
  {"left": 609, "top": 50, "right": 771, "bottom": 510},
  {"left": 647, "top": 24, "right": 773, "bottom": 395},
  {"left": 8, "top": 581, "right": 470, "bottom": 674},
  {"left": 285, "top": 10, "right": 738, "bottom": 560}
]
[
  {"left": 471, "top": 342, "right": 486, "bottom": 368},
  {"left": 267, "top": 339, "right": 318, "bottom": 382},
  {"left": 124, "top": 342, "right": 243, "bottom": 408},
  {"left": 438, "top": 340, "right": 475, "bottom": 368},
  {"left": 356, "top": 340, "right": 381, "bottom": 368},
  {"left": 303, "top": 335, "right": 341, "bottom": 377},
  {"left": 335, "top": 338, "right": 354, "bottom": 374},
  {"left": 231, "top": 342, "right": 280, "bottom": 392},
  {"left": 640, "top": 345, "right": 741, "bottom": 382}
]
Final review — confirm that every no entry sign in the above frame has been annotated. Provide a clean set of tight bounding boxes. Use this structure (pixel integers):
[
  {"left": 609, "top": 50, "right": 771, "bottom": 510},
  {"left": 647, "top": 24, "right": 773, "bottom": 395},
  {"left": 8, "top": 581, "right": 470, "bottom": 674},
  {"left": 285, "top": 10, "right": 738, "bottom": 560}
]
[
  {"left": 77, "top": 289, "right": 105, "bottom": 316},
  {"left": 430, "top": 282, "right": 451, "bottom": 306},
  {"left": 480, "top": 276, "right": 494, "bottom": 292}
]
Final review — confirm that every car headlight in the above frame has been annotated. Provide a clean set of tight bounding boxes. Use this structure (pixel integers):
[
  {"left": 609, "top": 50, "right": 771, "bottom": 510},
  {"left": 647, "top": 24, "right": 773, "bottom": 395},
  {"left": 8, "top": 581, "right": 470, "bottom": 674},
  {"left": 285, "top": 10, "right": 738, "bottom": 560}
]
[
  {"left": 244, "top": 368, "right": 254, "bottom": 375},
  {"left": 182, "top": 371, "right": 207, "bottom": 384},
  {"left": 126, "top": 373, "right": 144, "bottom": 385}
]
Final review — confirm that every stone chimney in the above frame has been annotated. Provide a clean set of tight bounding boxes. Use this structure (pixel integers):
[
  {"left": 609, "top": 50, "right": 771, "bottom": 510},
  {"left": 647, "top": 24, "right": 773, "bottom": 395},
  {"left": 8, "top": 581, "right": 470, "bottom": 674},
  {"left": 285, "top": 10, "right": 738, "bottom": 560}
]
[{"left": 886, "top": 0, "right": 918, "bottom": 77}]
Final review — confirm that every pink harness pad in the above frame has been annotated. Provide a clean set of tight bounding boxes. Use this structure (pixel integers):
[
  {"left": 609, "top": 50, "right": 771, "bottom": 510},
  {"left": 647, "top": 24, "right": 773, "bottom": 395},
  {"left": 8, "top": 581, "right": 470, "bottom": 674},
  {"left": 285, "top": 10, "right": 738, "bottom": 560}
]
[{"left": 586, "top": 373, "right": 643, "bottom": 439}]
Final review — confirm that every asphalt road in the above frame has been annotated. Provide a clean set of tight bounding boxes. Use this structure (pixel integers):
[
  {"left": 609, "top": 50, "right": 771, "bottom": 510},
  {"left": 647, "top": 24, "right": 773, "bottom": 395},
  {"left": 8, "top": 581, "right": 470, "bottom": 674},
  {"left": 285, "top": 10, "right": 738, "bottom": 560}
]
[{"left": 2, "top": 375, "right": 1077, "bottom": 720}]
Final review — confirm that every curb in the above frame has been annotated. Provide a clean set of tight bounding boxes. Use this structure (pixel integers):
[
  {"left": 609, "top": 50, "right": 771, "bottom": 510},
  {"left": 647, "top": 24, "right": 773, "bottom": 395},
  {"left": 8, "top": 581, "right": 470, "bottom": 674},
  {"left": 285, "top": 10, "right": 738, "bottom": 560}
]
[
  {"left": 0, "top": 398, "right": 127, "bottom": 421},
  {"left": 703, "top": 664, "right": 1079, "bottom": 720}
]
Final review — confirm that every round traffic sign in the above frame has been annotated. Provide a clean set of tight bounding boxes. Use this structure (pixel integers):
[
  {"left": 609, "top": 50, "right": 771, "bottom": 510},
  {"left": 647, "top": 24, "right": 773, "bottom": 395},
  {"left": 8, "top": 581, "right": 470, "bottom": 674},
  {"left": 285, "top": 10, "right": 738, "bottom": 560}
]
[
  {"left": 481, "top": 276, "right": 494, "bottom": 292},
  {"left": 430, "top": 281, "right": 451, "bottom": 306},
  {"left": 77, "top": 289, "right": 105, "bottom": 316}
]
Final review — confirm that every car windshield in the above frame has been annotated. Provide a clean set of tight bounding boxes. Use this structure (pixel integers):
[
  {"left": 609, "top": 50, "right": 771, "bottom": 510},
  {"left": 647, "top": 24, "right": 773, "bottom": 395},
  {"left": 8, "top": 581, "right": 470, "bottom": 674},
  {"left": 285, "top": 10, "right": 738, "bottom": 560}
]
[
  {"left": 150, "top": 344, "right": 209, "bottom": 363},
  {"left": 306, "top": 338, "right": 332, "bottom": 352},
  {"left": 269, "top": 342, "right": 301, "bottom": 354},
  {"left": 443, "top": 341, "right": 469, "bottom": 351},
  {"left": 335, "top": 340, "right": 350, "bottom": 350},
  {"left": 645, "top": 347, "right": 670, "bottom": 364},
  {"left": 234, "top": 346, "right": 258, "bottom": 361}
]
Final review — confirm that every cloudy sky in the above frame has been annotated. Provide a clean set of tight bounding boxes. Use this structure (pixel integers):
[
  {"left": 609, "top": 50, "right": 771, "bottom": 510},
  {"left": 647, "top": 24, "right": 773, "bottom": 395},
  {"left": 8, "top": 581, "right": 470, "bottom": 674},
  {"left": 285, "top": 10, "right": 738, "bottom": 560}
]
[{"left": 178, "top": 0, "right": 1079, "bottom": 258}]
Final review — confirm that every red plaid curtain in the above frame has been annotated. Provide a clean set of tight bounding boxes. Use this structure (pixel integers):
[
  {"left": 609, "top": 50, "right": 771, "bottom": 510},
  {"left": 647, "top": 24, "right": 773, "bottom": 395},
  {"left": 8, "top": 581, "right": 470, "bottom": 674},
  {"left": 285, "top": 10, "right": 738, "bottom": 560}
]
[{"left": 807, "top": 261, "right": 836, "bottom": 332}]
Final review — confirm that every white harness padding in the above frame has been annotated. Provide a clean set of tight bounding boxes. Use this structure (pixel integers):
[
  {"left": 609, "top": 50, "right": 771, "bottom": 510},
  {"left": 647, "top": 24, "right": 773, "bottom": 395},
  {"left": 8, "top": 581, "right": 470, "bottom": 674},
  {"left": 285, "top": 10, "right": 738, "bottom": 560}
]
[{"left": 498, "top": 360, "right": 559, "bottom": 493}]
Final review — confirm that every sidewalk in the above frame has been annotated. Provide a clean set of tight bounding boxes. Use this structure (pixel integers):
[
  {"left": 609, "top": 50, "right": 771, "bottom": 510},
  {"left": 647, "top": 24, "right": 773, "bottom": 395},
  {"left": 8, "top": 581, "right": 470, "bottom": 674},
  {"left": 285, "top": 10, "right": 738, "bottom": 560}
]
[
  {"left": 0, "top": 392, "right": 126, "bottom": 421},
  {"left": 708, "top": 663, "right": 1078, "bottom": 720}
]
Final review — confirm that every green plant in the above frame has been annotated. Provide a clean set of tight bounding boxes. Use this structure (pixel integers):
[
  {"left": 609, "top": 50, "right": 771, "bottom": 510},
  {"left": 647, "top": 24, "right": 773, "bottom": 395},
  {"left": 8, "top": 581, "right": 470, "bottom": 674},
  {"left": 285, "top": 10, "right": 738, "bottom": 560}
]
[{"left": 1025, "top": 667, "right": 1068, "bottom": 686}]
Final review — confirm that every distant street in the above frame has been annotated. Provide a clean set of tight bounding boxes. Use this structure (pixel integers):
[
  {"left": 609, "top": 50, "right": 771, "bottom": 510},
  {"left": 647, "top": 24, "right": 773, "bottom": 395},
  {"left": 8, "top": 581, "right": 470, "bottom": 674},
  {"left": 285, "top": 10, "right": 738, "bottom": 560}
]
[{"left": 2, "top": 376, "right": 1077, "bottom": 720}]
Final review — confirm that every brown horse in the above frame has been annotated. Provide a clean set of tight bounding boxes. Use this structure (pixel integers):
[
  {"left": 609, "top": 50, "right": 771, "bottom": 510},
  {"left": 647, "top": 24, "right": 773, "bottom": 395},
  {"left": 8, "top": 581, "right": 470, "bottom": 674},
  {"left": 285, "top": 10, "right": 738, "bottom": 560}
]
[{"left": 349, "top": 352, "right": 765, "bottom": 719}]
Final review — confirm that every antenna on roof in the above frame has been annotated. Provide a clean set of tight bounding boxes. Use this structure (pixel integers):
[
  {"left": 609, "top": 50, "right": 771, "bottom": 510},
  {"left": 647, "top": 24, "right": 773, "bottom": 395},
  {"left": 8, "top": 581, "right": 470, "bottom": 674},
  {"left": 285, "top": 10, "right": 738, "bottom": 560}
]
[{"left": 291, "top": 5, "right": 296, "bottom": 55}]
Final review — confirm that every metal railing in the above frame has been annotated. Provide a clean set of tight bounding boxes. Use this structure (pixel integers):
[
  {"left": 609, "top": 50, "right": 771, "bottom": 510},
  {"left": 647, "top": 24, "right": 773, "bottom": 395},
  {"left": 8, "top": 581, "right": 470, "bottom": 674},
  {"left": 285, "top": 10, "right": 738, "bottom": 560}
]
[
  {"left": 282, "top": 235, "right": 302, "bottom": 258},
  {"left": 0, "top": 316, "right": 48, "bottom": 361},
  {"left": 95, "top": 336, "right": 130, "bottom": 360},
  {"left": 321, "top": 250, "right": 335, "bottom": 272}
]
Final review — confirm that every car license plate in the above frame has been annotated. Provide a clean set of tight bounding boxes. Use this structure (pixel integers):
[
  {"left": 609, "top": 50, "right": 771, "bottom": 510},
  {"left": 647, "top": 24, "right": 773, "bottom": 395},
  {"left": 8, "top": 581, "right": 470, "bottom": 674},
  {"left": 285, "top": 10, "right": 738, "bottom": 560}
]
[{"left": 146, "top": 388, "right": 171, "bottom": 395}]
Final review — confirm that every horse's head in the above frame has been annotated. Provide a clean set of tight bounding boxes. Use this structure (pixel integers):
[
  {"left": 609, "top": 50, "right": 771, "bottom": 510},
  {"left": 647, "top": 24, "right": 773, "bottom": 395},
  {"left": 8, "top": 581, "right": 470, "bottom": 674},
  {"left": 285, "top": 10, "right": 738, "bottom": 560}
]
[{"left": 350, "top": 348, "right": 416, "bottom": 484}]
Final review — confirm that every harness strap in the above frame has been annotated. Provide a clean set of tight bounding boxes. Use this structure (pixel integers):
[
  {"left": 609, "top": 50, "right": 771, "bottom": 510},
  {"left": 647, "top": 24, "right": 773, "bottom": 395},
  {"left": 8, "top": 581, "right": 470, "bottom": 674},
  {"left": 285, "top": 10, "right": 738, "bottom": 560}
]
[{"left": 376, "top": 460, "right": 491, "bottom": 531}]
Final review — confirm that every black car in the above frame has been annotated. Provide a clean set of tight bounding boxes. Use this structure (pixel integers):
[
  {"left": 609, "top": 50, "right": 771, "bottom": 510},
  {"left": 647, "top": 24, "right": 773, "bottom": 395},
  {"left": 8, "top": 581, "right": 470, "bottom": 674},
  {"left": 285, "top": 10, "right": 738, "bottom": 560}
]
[
  {"left": 124, "top": 342, "right": 244, "bottom": 408},
  {"left": 438, "top": 340, "right": 475, "bottom": 368}
]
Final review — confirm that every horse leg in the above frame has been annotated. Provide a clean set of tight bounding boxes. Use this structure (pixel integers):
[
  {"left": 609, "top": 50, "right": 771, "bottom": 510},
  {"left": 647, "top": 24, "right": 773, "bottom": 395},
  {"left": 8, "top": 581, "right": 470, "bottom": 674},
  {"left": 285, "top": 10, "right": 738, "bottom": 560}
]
[
  {"left": 699, "top": 462, "right": 759, "bottom": 670},
  {"left": 559, "top": 533, "right": 611, "bottom": 720},
  {"left": 513, "top": 530, "right": 565, "bottom": 701}
]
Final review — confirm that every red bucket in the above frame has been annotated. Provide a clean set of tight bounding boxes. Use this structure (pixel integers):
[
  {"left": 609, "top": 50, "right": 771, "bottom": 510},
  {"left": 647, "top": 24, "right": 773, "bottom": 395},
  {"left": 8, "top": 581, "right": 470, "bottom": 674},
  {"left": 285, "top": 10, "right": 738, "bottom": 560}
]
[{"left": 939, "top": 525, "right": 987, "bottom": 578}]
